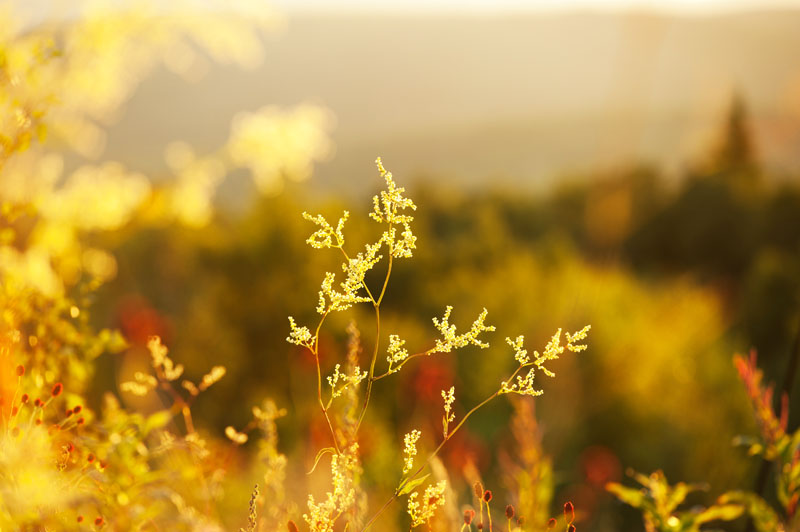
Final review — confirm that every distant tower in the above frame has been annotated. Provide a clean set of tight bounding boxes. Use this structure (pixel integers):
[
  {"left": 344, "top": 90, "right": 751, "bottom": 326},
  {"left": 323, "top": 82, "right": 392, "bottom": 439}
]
[{"left": 707, "top": 91, "right": 759, "bottom": 189}]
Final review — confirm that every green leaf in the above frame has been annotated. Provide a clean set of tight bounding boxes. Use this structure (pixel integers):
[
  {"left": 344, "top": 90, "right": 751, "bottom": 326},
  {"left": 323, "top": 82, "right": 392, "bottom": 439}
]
[
  {"left": 397, "top": 474, "right": 430, "bottom": 496},
  {"left": 607, "top": 482, "right": 646, "bottom": 509},
  {"left": 307, "top": 447, "right": 336, "bottom": 475},
  {"left": 666, "top": 482, "right": 707, "bottom": 514},
  {"left": 718, "top": 491, "right": 782, "bottom": 532},
  {"left": 694, "top": 504, "right": 744, "bottom": 525}
]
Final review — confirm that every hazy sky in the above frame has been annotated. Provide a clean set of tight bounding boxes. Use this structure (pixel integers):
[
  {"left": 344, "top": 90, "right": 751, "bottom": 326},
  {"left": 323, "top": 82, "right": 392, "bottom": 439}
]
[{"left": 273, "top": 0, "right": 800, "bottom": 13}]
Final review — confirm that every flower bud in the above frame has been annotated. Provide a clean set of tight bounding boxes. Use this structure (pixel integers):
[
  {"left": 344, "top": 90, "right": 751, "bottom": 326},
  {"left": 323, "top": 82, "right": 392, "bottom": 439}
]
[
  {"left": 464, "top": 509, "right": 475, "bottom": 525},
  {"left": 505, "top": 505, "right": 515, "bottom": 519}
]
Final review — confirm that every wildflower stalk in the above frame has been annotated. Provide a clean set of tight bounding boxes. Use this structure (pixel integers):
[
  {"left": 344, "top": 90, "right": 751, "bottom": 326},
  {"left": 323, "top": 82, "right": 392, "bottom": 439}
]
[
  {"left": 356, "top": 229, "right": 393, "bottom": 432},
  {"left": 315, "top": 349, "right": 342, "bottom": 455},
  {"left": 359, "top": 363, "right": 531, "bottom": 532},
  {"left": 310, "top": 309, "right": 342, "bottom": 454}
]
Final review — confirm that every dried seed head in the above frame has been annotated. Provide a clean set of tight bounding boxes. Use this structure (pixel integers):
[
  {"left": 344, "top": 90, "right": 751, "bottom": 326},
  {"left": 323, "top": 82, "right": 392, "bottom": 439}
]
[
  {"left": 473, "top": 481, "right": 484, "bottom": 499},
  {"left": 464, "top": 509, "right": 475, "bottom": 524},
  {"left": 94, "top": 516, "right": 104, "bottom": 526},
  {"left": 483, "top": 490, "right": 493, "bottom": 502},
  {"left": 505, "top": 505, "right": 515, "bottom": 519},
  {"left": 21, "top": 394, "right": 29, "bottom": 403},
  {"left": 34, "top": 398, "right": 42, "bottom": 407},
  {"left": 51, "top": 382, "right": 63, "bottom": 397},
  {"left": 548, "top": 518, "right": 557, "bottom": 529},
  {"left": 564, "top": 501, "right": 575, "bottom": 524},
  {"left": 73, "top": 405, "right": 82, "bottom": 414},
  {"left": 77, "top": 515, "right": 84, "bottom": 523},
  {"left": 16, "top": 365, "right": 24, "bottom": 377}
]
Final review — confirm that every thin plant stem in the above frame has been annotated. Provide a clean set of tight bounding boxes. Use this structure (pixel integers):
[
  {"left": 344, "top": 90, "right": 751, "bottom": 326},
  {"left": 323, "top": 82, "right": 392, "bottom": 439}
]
[
  {"left": 356, "top": 238, "right": 393, "bottom": 432},
  {"left": 359, "top": 362, "right": 530, "bottom": 532}
]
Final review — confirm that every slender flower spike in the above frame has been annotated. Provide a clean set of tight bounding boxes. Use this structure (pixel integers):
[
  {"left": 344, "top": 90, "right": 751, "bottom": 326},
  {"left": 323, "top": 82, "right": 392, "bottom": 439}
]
[
  {"left": 501, "top": 326, "right": 591, "bottom": 397},
  {"left": 147, "top": 336, "right": 183, "bottom": 381},
  {"left": 121, "top": 371, "right": 157, "bottom": 396},
  {"left": 225, "top": 426, "right": 248, "bottom": 445},
  {"left": 432, "top": 306, "right": 496, "bottom": 354},
  {"left": 315, "top": 239, "right": 383, "bottom": 315},
  {"left": 199, "top": 366, "right": 226, "bottom": 391},
  {"left": 303, "top": 444, "right": 360, "bottom": 532},
  {"left": 386, "top": 334, "right": 410, "bottom": 372},
  {"left": 302, "top": 210, "right": 349, "bottom": 249},
  {"left": 370, "top": 158, "right": 416, "bottom": 225},
  {"left": 286, "top": 317, "right": 313, "bottom": 348},
  {"left": 327, "top": 363, "right": 367, "bottom": 399},
  {"left": 403, "top": 429, "right": 422, "bottom": 475},
  {"left": 441, "top": 386, "right": 455, "bottom": 438},
  {"left": 370, "top": 157, "right": 418, "bottom": 259},
  {"left": 407, "top": 481, "right": 447, "bottom": 528},
  {"left": 506, "top": 335, "right": 529, "bottom": 365}
]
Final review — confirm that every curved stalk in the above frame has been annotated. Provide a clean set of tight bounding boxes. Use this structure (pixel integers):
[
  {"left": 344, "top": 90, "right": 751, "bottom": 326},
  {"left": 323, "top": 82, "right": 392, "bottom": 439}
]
[{"left": 359, "top": 363, "right": 529, "bottom": 532}]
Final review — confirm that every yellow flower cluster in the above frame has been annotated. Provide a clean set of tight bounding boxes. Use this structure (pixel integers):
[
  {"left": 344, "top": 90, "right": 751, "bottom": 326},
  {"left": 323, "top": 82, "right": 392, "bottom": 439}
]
[
  {"left": 183, "top": 365, "right": 227, "bottom": 396},
  {"left": 403, "top": 429, "right": 422, "bottom": 475},
  {"left": 303, "top": 444, "right": 360, "bottom": 532},
  {"left": 370, "top": 157, "right": 417, "bottom": 258},
  {"left": 507, "top": 335, "right": 529, "bottom": 364},
  {"left": 286, "top": 316, "right": 313, "bottom": 348},
  {"left": 407, "top": 481, "right": 447, "bottom": 528},
  {"left": 225, "top": 426, "right": 249, "bottom": 445},
  {"left": 315, "top": 241, "right": 382, "bottom": 314},
  {"left": 122, "top": 335, "right": 187, "bottom": 395},
  {"left": 432, "top": 306, "right": 496, "bottom": 353},
  {"left": 386, "top": 334, "right": 410, "bottom": 372},
  {"left": 147, "top": 335, "right": 184, "bottom": 381},
  {"left": 120, "top": 371, "right": 157, "bottom": 396},
  {"left": 501, "top": 326, "right": 591, "bottom": 396},
  {"left": 302, "top": 211, "right": 349, "bottom": 250},
  {"left": 442, "top": 386, "right": 456, "bottom": 438},
  {"left": 327, "top": 363, "right": 368, "bottom": 399}
]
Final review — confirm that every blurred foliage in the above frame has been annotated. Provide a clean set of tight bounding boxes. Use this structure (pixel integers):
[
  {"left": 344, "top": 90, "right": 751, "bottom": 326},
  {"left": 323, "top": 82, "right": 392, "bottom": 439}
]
[
  {"left": 607, "top": 470, "right": 742, "bottom": 532},
  {"left": 0, "top": 0, "right": 330, "bottom": 529},
  {"left": 86, "top": 87, "right": 800, "bottom": 531}
]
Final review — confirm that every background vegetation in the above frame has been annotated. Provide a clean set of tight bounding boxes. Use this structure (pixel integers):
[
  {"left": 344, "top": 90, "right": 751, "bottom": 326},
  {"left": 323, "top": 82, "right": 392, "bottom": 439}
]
[{"left": 1, "top": 1, "right": 798, "bottom": 530}]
